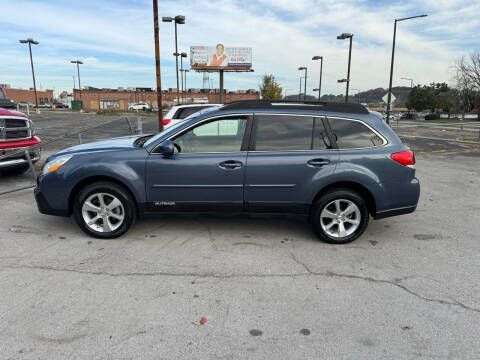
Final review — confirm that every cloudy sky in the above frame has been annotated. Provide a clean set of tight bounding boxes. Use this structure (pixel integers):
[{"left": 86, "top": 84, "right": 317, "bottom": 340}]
[{"left": 1, "top": 0, "right": 479, "bottom": 96}]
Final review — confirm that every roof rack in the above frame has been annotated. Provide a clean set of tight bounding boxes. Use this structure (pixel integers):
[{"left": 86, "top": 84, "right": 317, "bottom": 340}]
[{"left": 221, "top": 100, "right": 369, "bottom": 114}]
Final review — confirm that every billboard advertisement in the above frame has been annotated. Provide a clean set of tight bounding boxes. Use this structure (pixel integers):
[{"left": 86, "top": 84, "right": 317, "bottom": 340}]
[{"left": 190, "top": 45, "right": 252, "bottom": 70}]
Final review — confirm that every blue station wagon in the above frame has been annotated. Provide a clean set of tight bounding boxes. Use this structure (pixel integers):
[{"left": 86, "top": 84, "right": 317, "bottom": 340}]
[{"left": 35, "top": 101, "right": 420, "bottom": 244}]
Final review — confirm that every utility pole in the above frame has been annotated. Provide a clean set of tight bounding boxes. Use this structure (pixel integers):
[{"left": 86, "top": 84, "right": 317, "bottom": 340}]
[
  {"left": 19, "top": 38, "right": 40, "bottom": 113},
  {"left": 153, "top": 0, "right": 164, "bottom": 131},
  {"left": 70, "top": 60, "right": 83, "bottom": 109}
]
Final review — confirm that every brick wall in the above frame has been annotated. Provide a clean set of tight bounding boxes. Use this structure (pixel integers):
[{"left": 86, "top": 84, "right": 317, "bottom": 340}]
[
  {"left": 4, "top": 88, "right": 54, "bottom": 104},
  {"left": 73, "top": 89, "right": 259, "bottom": 110}
]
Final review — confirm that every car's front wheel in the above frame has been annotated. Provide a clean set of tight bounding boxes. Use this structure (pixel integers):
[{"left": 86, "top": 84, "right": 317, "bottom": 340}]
[
  {"left": 73, "top": 181, "right": 136, "bottom": 239},
  {"left": 311, "top": 188, "right": 369, "bottom": 244}
]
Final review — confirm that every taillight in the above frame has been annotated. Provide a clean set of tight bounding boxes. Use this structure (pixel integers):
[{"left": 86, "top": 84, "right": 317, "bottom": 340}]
[
  {"left": 163, "top": 118, "right": 171, "bottom": 126},
  {"left": 391, "top": 150, "right": 415, "bottom": 168}
]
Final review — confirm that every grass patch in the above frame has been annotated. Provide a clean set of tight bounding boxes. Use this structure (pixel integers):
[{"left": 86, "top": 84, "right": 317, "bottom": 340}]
[{"left": 459, "top": 137, "right": 479, "bottom": 142}]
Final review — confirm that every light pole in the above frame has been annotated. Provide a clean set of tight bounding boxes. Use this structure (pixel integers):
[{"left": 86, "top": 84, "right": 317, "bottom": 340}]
[
  {"left": 298, "top": 67, "right": 307, "bottom": 101},
  {"left": 19, "top": 38, "right": 39, "bottom": 112},
  {"left": 401, "top": 77, "right": 414, "bottom": 88},
  {"left": 177, "top": 52, "right": 187, "bottom": 103},
  {"left": 162, "top": 15, "right": 185, "bottom": 105},
  {"left": 70, "top": 60, "right": 83, "bottom": 108},
  {"left": 386, "top": 14, "right": 427, "bottom": 124},
  {"left": 337, "top": 33, "right": 353, "bottom": 102},
  {"left": 312, "top": 56, "right": 323, "bottom": 100},
  {"left": 153, "top": 0, "right": 164, "bottom": 131},
  {"left": 184, "top": 69, "right": 189, "bottom": 103}
]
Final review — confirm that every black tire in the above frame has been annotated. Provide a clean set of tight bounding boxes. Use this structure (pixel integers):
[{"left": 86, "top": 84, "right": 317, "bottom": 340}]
[
  {"left": 311, "top": 188, "right": 369, "bottom": 244},
  {"left": 73, "top": 181, "right": 136, "bottom": 239}
]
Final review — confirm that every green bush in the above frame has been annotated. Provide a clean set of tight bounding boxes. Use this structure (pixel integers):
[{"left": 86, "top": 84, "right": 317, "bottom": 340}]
[{"left": 424, "top": 113, "right": 439, "bottom": 120}]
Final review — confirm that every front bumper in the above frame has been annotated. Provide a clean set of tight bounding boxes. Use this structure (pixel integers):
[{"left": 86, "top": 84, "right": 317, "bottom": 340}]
[
  {"left": 34, "top": 186, "right": 69, "bottom": 217},
  {"left": 0, "top": 136, "right": 41, "bottom": 168}
]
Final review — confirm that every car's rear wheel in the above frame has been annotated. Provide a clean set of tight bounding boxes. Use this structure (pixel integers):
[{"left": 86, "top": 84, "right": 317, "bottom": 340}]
[
  {"left": 311, "top": 188, "right": 369, "bottom": 244},
  {"left": 73, "top": 181, "right": 136, "bottom": 239}
]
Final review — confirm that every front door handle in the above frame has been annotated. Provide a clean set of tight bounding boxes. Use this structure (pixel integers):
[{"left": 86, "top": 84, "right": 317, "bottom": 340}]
[
  {"left": 307, "top": 158, "right": 330, "bottom": 167},
  {"left": 219, "top": 160, "right": 243, "bottom": 170}
]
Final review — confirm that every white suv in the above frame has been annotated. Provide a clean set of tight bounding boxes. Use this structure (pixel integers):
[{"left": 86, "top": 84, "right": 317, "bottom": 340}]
[
  {"left": 128, "top": 102, "right": 150, "bottom": 111},
  {"left": 163, "top": 104, "right": 221, "bottom": 128}
]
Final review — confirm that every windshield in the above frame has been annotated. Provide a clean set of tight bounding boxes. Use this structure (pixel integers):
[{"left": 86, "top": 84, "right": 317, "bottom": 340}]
[{"left": 144, "top": 106, "right": 220, "bottom": 147}]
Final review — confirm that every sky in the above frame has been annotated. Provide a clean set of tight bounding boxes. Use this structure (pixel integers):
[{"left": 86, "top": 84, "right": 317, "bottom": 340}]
[{"left": 0, "top": 0, "right": 479, "bottom": 97}]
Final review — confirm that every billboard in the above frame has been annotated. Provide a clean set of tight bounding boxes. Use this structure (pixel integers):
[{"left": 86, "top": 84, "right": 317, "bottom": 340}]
[{"left": 190, "top": 45, "right": 252, "bottom": 70}]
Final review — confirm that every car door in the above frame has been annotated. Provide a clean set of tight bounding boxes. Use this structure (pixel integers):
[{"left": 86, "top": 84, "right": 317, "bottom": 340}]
[
  {"left": 146, "top": 115, "right": 252, "bottom": 212},
  {"left": 244, "top": 113, "right": 339, "bottom": 214}
]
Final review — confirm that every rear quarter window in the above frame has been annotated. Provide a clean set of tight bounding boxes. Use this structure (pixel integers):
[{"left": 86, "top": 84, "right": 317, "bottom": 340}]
[
  {"left": 329, "top": 119, "right": 384, "bottom": 149},
  {"left": 176, "top": 106, "right": 210, "bottom": 119}
]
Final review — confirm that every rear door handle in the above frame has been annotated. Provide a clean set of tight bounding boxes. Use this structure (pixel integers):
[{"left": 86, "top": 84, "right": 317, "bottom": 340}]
[
  {"left": 219, "top": 160, "right": 243, "bottom": 170},
  {"left": 307, "top": 158, "right": 330, "bottom": 167}
]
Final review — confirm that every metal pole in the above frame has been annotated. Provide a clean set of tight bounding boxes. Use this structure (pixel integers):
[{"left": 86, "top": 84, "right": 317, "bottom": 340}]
[
  {"left": 153, "top": 0, "right": 164, "bottom": 131},
  {"left": 28, "top": 42, "right": 39, "bottom": 111},
  {"left": 303, "top": 68, "right": 307, "bottom": 101},
  {"left": 346, "top": 36, "right": 352, "bottom": 103},
  {"left": 299, "top": 77, "right": 302, "bottom": 101},
  {"left": 174, "top": 22, "right": 180, "bottom": 105},
  {"left": 386, "top": 20, "right": 397, "bottom": 125},
  {"left": 318, "top": 58, "right": 323, "bottom": 100},
  {"left": 180, "top": 57, "right": 184, "bottom": 104},
  {"left": 76, "top": 62, "right": 82, "bottom": 108},
  {"left": 184, "top": 71, "right": 188, "bottom": 103},
  {"left": 219, "top": 70, "right": 224, "bottom": 104}
]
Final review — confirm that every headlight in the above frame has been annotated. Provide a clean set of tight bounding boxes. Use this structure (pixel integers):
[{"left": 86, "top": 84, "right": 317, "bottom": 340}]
[{"left": 42, "top": 155, "right": 73, "bottom": 175}]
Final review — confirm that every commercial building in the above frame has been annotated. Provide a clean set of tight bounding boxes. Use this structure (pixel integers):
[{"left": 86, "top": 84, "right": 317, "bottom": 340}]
[
  {"left": 0, "top": 85, "right": 54, "bottom": 104},
  {"left": 73, "top": 87, "right": 259, "bottom": 111}
]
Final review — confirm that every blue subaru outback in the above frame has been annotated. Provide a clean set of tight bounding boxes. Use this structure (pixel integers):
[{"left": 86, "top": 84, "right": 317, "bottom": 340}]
[{"left": 35, "top": 101, "right": 420, "bottom": 244}]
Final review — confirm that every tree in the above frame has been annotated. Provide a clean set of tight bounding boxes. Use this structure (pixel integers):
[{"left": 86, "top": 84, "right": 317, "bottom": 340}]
[
  {"left": 455, "top": 52, "right": 480, "bottom": 113},
  {"left": 406, "top": 82, "right": 453, "bottom": 112},
  {"left": 59, "top": 91, "right": 68, "bottom": 99},
  {"left": 259, "top": 74, "right": 282, "bottom": 100}
]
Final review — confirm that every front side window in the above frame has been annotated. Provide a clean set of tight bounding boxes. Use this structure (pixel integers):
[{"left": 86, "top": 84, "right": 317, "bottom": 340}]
[
  {"left": 173, "top": 117, "right": 247, "bottom": 153},
  {"left": 329, "top": 118, "right": 384, "bottom": 149},
  {"left": 254, "top": 115, "right": 329, "bottom": 151}
]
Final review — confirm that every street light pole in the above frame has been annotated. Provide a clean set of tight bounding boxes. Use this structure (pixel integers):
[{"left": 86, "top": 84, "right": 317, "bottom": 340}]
[
  {"left": 153, "top": 0, "right": 164, "bottom": 131},
  {"left": 298, "top": 67, "right": 307, "bottom": 101},
  {"left": 401, "top": 77, "right": 414, "bottom": 88},
  {"left": 312, "top": 56, "right": 323, "bottom": 100},
  {"left": 386, "top": 14, "right": 427, "bottom": 124},
  {"left": 184, "top": 69, "right": 189, "bottom": 103},
  {"left": 70, "top": 60, "right": 83, "bottom": 108},
  {"left": 162, "top": 15, "right": 185, "bottom": 105},
  {"left": 337, "top": 33, "right": 353, "bottom": 102},
  {"left": 178, "top": 52, "right": 187, "bottom": 103},
  {"left": 19, "top": 38, "right": 39, "bottom": 112}
]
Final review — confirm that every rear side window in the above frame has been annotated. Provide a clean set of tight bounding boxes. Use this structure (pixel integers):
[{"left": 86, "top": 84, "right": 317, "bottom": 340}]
[
  {"left": 329, "top": 119, "right": 384, "bottom": 149},
  {"left": 254, "top": 115, "right": 329, "bottom": 151},
  {"left": 175, "top": 106, "right": 210, "bottom": 119}
]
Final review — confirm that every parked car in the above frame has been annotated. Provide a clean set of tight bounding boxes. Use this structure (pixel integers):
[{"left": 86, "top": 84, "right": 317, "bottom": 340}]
[
  {"left": 0, "top": 107, "right": 41, "bottom": 175},
  {"left": 34, "top": 100, "right": 420, "bottom": 243},
  {"left": 0, "top": 85, "right": 16, "bottom": 109},
  {"left": 163, "top": 103, "right": 222, "bottom": 128},
  {"left": 54, "top": 102, "right": 68, "bottom": 109},
  {"left": 128, "top": 103, "right": 150, "bottom": 111}
]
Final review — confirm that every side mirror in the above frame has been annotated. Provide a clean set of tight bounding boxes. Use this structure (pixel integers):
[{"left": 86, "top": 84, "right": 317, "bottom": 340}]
[{"left": 157, "top": 140, "right": 175, "bottom": 156}]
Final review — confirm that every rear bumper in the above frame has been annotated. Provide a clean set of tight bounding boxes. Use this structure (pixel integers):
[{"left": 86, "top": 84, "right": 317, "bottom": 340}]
[
  {"left": 374, "top": 177, "right": 420, "bottom": 219},
  {"left": 374, "top": 204, "right": 417, "bottom": 219}
]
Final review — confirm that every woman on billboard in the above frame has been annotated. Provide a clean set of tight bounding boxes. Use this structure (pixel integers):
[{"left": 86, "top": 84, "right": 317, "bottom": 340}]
[{"left": 210, "top": 43, "right": 229, "bottom": 66}]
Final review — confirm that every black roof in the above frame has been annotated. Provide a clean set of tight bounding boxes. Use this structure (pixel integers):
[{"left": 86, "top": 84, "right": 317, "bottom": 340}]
[{"left": 221, "top": 100, "right": 369, "bottom": 114}]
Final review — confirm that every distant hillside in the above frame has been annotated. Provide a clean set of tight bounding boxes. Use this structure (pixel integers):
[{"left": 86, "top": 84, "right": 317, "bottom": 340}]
[{"left": 284, "top": 86, "right": 412, "bottom": 106}]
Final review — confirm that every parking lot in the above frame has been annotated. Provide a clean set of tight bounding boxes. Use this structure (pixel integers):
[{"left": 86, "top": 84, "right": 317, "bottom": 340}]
[{"left": 1, "top": 112, "right": 480, "bottom": 359}]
